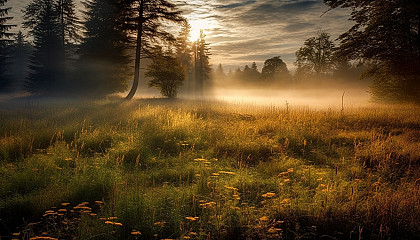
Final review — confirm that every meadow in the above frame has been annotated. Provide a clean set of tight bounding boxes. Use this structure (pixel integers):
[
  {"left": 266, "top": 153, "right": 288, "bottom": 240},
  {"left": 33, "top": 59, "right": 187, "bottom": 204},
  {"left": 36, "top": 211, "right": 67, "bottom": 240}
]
[{"left": 0, "top": 98, "right": 419, "bottom": 239}]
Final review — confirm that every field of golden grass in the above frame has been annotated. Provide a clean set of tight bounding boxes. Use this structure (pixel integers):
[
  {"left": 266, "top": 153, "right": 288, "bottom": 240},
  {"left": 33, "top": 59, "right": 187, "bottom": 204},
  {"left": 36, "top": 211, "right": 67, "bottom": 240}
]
[{"left": 0, "top": 99, "right": 419, "bottom": 239}]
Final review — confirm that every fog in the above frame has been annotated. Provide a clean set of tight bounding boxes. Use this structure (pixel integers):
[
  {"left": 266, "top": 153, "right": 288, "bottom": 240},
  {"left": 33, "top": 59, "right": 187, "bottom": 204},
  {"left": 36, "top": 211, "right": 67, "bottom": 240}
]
[{"left": 210, "top": 88, "right": 370, "bottom": 109}]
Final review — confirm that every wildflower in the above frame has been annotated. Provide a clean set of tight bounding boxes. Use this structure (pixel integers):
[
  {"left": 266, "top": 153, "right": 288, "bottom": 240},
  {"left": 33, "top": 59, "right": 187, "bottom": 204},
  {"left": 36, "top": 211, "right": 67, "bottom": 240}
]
[
  {"left": 278, "top": 172, "right": 288, "bottom": 177},
  {"left": 281, "top": 198, "right": 291, "bottom": 204},
  {"left": 225, "top": 186, "right": 239, "bottom": 191},
  {"left": 183, "top": 237, "right": 191, "bottom": 239},
  {"left": 262, "top": 192, "right": 276, "bottom": 198},
  {"left": 287, "top": 168, "right": 294, "bottom": 173},
  {"left": 105, "top": 221, "right": 114, "bottom": 225},
  {"left": 219, "top": 171, "right": 235, "bottom": 175},
  {"left": 154, "top": 221, "right": 166, "bottom": 227},
  {"left": 90, "top": 213, "right": 97, "bottom": 216},
  {"left": 211, "top": 173, "right": 220, "bottom": 176},
  {"left": 65, "top": 158, "right": 72, "bottom": 161},
  {"left": 61, "top": 203, "right": 70, "bottom": 206},
  {"left": 185, "top": 216, "right": 199, "bottom": 221},
  {"left": 131, "top": 231, "right": 141, "bottom": 235},
  {"left": 259, "top": 216, "right": 269, "bottom": 221},
  {"left": 194, "top": 174, "right": 201, "bottom": 177},
  {"left": 12, "top": 233, "right": 20, "bottom": 236},
  {"left": 267, "top": 227, "right": 282, "bottom": 234},
  {"left": 284, "top": 178, "right": 290, "bottom": 183},
  {"left": 189, "top": 232, "right": 198, "bottom": 235},
  {"left": 114, "top": 222, "right": 123, "bottom": 226},
  {"left": 95, "top": 200, "right": 104, "bottom": 205},
  {"left": 107, "top": 217, "right": 118, "bottom": 220},
  {"left": 317, "top": 178, "right": 323, "bottom": 181},
  {"left": 58, "top": 209, "right": 67, "bottom": 212},
  {"left": 194, "top": 158, "right": 206, "bottom": 162}
]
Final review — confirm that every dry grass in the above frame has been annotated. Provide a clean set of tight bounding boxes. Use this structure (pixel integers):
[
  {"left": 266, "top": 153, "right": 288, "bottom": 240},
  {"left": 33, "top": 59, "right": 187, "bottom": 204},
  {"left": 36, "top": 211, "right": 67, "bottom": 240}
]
[{"left": 0, "top": 98, "right": 419, "bottom": 239}]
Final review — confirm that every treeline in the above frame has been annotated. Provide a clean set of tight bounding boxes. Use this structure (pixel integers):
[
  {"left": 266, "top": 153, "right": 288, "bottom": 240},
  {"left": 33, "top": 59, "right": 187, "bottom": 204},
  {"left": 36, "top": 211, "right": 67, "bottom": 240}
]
[
  {"left": 214, "top": 31, "right": 363, "bottom": 89},
  {"left": 0, "top": 0, "right": 211, "bottom": 98},
  {"left": 215, "top": 0, "right": 420, "bottom": 103}
]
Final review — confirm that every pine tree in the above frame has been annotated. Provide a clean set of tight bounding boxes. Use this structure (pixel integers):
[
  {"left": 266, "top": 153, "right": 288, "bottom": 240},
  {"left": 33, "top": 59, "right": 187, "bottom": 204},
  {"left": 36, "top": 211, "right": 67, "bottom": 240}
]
[
  {"left": 23, "top": 0, "right": 80, "bottom": 95},
  {"left": 175, "top": 21, "right": 193, "bottom": 95},
  {"left": 10, "top": 31, "right": 31, "bottom": 91},
  {"left": 23, "top": 0, "right": 62, "bottom": 94},
  {"left": 124, "top": 0, "right": 184, "bottom": 99},
  {"left": 75, "top": 0, "right": 131, "bottom": 97},
  {"left": 193, "top": 30, "right": 211, "bottom": 96},
  {"left": 0, "top": 0, "right": 15, "bottom": 93}
]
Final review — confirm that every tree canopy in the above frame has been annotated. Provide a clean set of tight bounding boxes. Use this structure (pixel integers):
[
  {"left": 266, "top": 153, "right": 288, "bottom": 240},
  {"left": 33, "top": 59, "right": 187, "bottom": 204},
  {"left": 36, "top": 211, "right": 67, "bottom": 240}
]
[
  {"left": 324, "top": 0, "right": 420, "bottom": 102},
  {"left": 146, "top": 47, "right": 186, "bottom": 98},
  {"left": 0, "top": 0, "right": 15, "bottom": 92}
]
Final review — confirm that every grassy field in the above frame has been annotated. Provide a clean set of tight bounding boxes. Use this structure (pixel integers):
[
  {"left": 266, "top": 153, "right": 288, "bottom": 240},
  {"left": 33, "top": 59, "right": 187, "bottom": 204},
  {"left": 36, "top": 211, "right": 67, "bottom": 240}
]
[{"left": 0, "top": 98, "right": 419, "bottom": 239}]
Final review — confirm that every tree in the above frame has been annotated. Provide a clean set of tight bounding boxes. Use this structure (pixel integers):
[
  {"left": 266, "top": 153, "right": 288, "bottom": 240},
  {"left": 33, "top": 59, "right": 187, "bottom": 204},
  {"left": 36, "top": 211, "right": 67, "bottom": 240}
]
[
  {"left": 193, "top": 30, "right": 211, "bottom": 95},
  {"left": 10, "top": 31, "right": 31, "bottom": 91},
  {"left": 261, "top": 56, "right": 291, "bottom": 84},
  {"left": 175, "top": 21, "right": 193, "bottom": 95},
  {"left": 124, "top": 0, "right": 184, "bottom": 99},
  {"left": 146, "top": 47, "right": 185, "bottom": 98},
  {"left": 57, "top": 0, "right": 80, "bottom": 52},
  {"left": 23, "top": 0, "right": 62, "bottom": 94},
  {"left": 0, "top": 0, "right": 15, "bottom": 93},
  {"left": 23, "top": 0, "right": 80, "bottom": 95},
  {"left": 295, "top": 31, "right": 335, "bottom": 81},
  {"left": 215, "top": 63, "right": 225, "bottom": 80},
  {"left": 76, "top": 0, "right": 130, "bottom": 97},
  {"left": 324, "top": 0, "right": 420, "bottom": 102}
]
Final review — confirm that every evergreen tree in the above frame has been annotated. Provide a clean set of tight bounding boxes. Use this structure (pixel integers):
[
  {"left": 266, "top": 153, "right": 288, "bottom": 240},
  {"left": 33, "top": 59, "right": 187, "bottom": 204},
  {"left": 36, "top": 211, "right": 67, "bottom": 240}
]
[
  {"left": 10, "top": 31, "right": 31, "bottom": 91},
  {"left": 23, "top": 0, "right": 62, "bottom": 94},
  {"left": 193, "top": 30, "right": 211, "bottom": 96},
  {"left": 175, "top": 21, "right": 193, "bottom": 95},
  {"left": 23, "top": 0, "right": 80, "bottom": 95},
  {"left": 76, "top": 0, "right": 131, "bottom": 97},
  {"left": 124, "top": 0, "right": 185, "bottom": 99},
  {"left": 0, "top": 0, "right": 15, "bottom": 93},
  {"left": 215, "top": 63, "right": 225, "bottom": 81}
]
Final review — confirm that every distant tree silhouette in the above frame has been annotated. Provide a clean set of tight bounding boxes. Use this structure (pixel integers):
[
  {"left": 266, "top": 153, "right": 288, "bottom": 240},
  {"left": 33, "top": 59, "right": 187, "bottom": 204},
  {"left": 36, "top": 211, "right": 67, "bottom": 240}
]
[
  {"left": 146, "top": 47, "right": 185, "bottom": 98},
  {"left": 175, "top": 21, "right": 193, "bottom": 95},
  {"left": 57, "top": 0, "right": 80, "bottom": 53},
  {"left": 0, "top": 0, "right": 15, "bottom": 93},
  {"left": 124, "top": 0, "right": 184, "bottom": 100},
  {"left": 215, "top": 63, "right": 225, "bottom": 81},
  {"left": 295, "top": 31, "right": 335, "bottom": 82},
  {"left": 324, "top": 0, "right": 420, "bottom": 102},
  {"left": 261, "top": 56, "right": 291, "bottom": 85},
  {"left": 23, "top": 0, "right": 79, "bottom": 95},
  {"left": 23, "top": 0, "right": 62, "bottom": 94},
  {"left": 76, "top": 0, "right": 130, "bottom": 97},
  {"left": 10, "top": 31, "right": 31, "bottom": 91},
  {"left": 193, "top": 30, "right": 211, "bottom": 96}
]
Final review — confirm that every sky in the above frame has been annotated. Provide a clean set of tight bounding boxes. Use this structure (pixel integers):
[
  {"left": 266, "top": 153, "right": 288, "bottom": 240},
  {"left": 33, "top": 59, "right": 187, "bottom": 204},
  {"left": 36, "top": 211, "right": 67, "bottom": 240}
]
[{"left": 6, "top": 0, "right": 353, "bottom": 72}]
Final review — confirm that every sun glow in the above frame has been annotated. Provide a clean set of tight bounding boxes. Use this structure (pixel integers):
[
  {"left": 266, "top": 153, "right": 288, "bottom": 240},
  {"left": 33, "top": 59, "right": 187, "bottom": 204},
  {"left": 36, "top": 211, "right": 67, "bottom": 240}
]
[{"left": 189, "top": 19, "right": 208, "bottom": 41}]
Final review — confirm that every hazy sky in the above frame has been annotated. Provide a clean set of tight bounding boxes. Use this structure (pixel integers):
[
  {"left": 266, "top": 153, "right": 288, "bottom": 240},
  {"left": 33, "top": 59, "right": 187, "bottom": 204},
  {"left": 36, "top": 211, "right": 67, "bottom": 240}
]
[{"left": 6, "top": 0, "right": 353, "bottom": 71}]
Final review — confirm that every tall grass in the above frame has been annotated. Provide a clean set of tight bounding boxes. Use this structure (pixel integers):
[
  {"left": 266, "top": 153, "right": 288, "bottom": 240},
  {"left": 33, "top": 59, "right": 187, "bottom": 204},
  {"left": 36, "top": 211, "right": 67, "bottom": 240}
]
[{"left": 0, "top": 99, "right": 419, "bottom": 239}]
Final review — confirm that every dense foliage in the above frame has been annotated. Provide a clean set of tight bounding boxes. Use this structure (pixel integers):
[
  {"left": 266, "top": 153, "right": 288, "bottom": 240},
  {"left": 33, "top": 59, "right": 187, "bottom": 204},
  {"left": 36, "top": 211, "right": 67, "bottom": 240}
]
[{"left": 324, "top": 0, "right": 420, "bottom": 102}]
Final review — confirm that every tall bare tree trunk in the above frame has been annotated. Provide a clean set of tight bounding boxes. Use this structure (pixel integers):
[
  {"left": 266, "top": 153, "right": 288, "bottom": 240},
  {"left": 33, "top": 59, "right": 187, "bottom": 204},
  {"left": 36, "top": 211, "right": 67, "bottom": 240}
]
[{"left": 126, "top": 0, "right": 144, "bottom": 100}]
